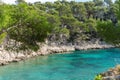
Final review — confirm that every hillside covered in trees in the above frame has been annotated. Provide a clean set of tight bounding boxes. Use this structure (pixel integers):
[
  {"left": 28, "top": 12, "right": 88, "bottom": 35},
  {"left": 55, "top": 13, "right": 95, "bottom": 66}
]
[{"left": 0, "top": 0, "right": 119, "bottom": 51}]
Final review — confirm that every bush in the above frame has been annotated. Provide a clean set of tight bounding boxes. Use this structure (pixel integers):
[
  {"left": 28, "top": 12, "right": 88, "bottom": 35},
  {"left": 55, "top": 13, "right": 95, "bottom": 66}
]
[{"left": 95, "top": 75, "right": 103, "bottom": 80}]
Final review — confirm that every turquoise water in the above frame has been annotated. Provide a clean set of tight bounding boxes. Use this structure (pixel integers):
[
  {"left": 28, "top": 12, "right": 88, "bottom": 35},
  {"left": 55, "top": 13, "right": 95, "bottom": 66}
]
[{"left": 0, "top": 48, "right": 120, "bottom": 80}]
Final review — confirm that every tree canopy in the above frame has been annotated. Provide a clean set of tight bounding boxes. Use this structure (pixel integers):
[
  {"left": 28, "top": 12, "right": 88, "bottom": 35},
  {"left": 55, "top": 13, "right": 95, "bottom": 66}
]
[
  {"left": 0, "top": 0, "right": 119, "bottom": 51},
  {"left": 96, "top": 0, "right": 120, "bottom": 46}
]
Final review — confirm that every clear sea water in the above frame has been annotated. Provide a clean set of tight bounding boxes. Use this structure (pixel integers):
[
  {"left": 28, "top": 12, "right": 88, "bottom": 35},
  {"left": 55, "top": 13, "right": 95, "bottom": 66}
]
[{"left": 0, "top": 48, "right": 120, "bottom": 80}]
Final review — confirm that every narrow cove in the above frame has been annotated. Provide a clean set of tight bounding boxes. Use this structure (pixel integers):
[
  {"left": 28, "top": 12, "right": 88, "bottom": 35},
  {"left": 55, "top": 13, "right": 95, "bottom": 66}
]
[{"left": 0, "top": 48, "right": 120, "bottom": 80}]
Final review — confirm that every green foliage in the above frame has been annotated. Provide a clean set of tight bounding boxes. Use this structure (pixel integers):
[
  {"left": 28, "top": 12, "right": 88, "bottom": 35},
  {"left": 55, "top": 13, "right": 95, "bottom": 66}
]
[
  {"left": 85, "top": 18, "right": 97, "bottom": 32},
  {"left": 0, "top": 3, "right": 54, "bottom": 51},
  {"left": 93, "top": 0, "right": 104, "bottom": 6},
  {"left": 95, "top": 75, "right": 103, "bottom": 80},
  {"left": 0, "top": 0, "right": 119, "bottom": 51},
  {"left": 97, "top": 20, "right": 120, "bottom": 45},
  {"left": 15, "top": 0, "right": 26, "bottom": 4},
  {"left": 9, "top": 3, "right": 54, "bottom": 51},
  {"left": 116, "top": 0, "right": 120, "bottom": 20},
  {"left": 96, "top": 0, "right": 120, "bottom": 46},
  {"left": 60, "top": 16, "right": 77, "bottom": 26},
  {"left": 104, "top": 0, "right": 113, "bottom": 5},
  {"left": 60, "top": 28, "right": 70, "bottom": 36},
  {"left": 0, "top": 33, "right": 7, "bottom": 44},
  {"left": 0, "top": 5, "right": 13, "bottom": 30}
]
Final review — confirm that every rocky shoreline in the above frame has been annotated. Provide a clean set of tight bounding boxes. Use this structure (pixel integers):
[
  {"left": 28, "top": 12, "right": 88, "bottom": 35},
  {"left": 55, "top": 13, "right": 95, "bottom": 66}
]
[
  {"left": 98, "top": 65, "right": 120, "bottom": 80},
  {"left": 0, "top": 41, "right": 114, "bottom": 66}
]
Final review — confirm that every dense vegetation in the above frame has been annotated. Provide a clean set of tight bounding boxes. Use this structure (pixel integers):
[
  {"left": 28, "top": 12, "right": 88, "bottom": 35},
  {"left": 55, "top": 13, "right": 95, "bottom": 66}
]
[
  {"left": 0, "top": 0, "right": 119, "bottom": 51},
  {"left": 97, "top": 0, "right": 120, "bottom": 46}
]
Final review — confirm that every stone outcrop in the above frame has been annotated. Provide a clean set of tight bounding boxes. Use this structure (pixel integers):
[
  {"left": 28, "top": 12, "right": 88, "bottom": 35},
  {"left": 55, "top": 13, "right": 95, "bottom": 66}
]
[
  {"left": 98, "top": 65, "right": 120, "bottom": 80},
  {"left": 75, "top": 41, "right": 113, "bottom": 50},
  {"left": 0, "top": 40, "right": 114, "bottom": 66},
  {"left": 0, "top": 44, "right": 75, "bottom": 66}
]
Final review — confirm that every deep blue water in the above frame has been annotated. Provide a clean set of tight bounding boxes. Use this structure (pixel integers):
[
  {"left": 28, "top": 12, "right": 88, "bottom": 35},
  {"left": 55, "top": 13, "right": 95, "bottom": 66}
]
[{"left": 0, "top": 48, "right": 120, "bottom": 80}]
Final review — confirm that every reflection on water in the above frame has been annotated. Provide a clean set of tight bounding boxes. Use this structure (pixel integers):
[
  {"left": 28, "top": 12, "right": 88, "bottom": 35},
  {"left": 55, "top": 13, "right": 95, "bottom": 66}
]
[{"left": 0, "top": 48, "right": 120, "bottom": 80}]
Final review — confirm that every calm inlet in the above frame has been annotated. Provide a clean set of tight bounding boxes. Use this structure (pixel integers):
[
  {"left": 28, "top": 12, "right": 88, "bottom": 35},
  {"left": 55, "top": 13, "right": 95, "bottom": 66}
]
[{"left": 0, "top": 48, "right": 120, "bottom": 80}]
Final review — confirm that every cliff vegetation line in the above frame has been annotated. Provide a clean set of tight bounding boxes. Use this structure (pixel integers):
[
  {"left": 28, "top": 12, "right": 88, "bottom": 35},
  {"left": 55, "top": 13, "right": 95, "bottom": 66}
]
[{"left": 0, "top": 0, "right": 119, "bottom": 52}]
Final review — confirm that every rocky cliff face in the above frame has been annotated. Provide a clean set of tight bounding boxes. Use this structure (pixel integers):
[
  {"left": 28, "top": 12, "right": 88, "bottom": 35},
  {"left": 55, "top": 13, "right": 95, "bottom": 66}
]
[
  {"left": 0, "top": 44, "right": 75, "bottom": 66},
  {"left": 0, "top": 40, "right": 114, "bottom": 66}
]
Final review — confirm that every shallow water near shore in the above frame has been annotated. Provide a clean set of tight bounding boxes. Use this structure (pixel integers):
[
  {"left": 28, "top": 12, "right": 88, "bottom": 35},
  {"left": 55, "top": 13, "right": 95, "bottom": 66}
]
[{"left": 0, "top": 48, "right": 120, "bottom": 80}]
